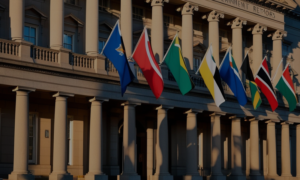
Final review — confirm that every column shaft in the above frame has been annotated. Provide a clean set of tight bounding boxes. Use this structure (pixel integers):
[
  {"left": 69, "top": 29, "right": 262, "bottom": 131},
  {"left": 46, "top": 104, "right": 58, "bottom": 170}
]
[
  {"left": 50, "top": 0, "right": 64, "bottom": 49},
  {"left": 209, "top": 21, "right": 220, "bottom": 65},
  {"left": 151, "top": 4, "right": 164, "bottom": 63},
  {"left": 231, "top": 118, "right": 244, "bottom": 177},
  {"left": 272, "top": 31, "right": 283, "bottom": 84},
  {"left": 231, "top": 21, "right": 243, "bottom": 75},
  {"left": 252, "top": 34, "right": 262, "bottom": 73},
  {"left": 281, "top": 123, "right": 291, "bottom": 176},
  {"left": 9, "top": 0, "right": 24, "bottom": 41},
  {"left": 186, "top": 112, "right": 199, "bottom": 175},
  {"left": 120, "top": 0, "right": 132, "bottom": 58},
  {"left": 182, "top": 14, "right": 194, "bottom": 71},
  {"left": 85, "top": 0, "right": 99, "bottom": 56},
  {"left": 266, "top": 121, "right": 277, "bottom": 177}
]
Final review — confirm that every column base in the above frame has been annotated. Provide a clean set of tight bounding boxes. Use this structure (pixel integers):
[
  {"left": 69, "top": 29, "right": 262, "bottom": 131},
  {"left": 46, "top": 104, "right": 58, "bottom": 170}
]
[
  {"left": 207, "top": 175, "right": 226, "bottom": 180},
  {"left": 183, "top": 175, "right": 203, "bottom": 180},
  {"left": 151, "top": 174, "right": 174, "bottom": 180},
  {"left": 49, "top": 172, "right": 73, "bottom": 180},
  {"left": 249, "top": 175, "right": 264, "bottom": 180},
  {"left": 228, "top": 175, "right": 246, "bottom": 180},
  {"left": 117, "top": 174, "right": 141, "bottom": 180},
  {"left": 85, "top": 173, "right": 108, "bottom": 180},
  {"left": 8, "top": 172, "right": 34, "bottom": 180}
]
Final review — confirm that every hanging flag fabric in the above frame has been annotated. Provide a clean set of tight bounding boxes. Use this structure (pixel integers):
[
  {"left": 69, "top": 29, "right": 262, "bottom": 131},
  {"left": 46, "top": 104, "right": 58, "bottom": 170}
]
[
  {"left": 219, "top": 47, "right": 247, "bottom": 106},
  {"left": 275, "top": 64, "right": 298, "bottom": 111},
  {"left": 198, "top": 45, "right": 225, "bottom": 107},
  {"left": 255, "top": 57, "right": 278, "bottom": 111},
  {"left": 131, "top": 27, "right": 164, "bottom": 99},
  {"left": 163, "top": 34, "right": 194, "bottom": 95},
  {"left": 101, "top": 20, "right": 135, "bottom": 96},
  {"left": 240, "top": 53, "right": 261, "bottom": 109}
]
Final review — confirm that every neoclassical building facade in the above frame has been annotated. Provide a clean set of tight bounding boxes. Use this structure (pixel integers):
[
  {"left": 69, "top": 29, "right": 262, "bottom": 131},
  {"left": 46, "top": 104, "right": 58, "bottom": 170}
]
[{"left": 0, "top": 1, "right": 300, "bottom": 180}]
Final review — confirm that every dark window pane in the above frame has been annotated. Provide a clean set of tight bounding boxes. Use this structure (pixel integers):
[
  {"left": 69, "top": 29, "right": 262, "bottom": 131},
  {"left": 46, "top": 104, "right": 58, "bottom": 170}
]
[{"left": 24, "top": 26, "right": 29, "bottom": 36}]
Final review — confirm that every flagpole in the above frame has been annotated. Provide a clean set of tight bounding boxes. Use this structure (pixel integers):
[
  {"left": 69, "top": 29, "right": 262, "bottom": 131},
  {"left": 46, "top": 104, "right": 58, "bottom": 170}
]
[
  {"left": 100, "top": 20, "right": 120, "bottom": 55},
  {"left": 195, "top": 44, "right": 212, "bottom": 75},
  {"left": 219, "top": 46, "right": 231, "bottom": 69},
  {"left": 160, "top": 32, "right": 178, "bottom": 65},
  {"left": 271, "top": 58, "right": 283, "bottom": 82},
  {"left": 129, "top": 26, "right": 147, "bottom": 61}
]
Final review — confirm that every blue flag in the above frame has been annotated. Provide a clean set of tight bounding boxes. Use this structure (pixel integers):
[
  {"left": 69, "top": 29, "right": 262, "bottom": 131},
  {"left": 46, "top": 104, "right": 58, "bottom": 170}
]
[
  {"left": 102, "top": 20, "right": 135, "bottom": 96},
  {"left": 219, "top": 48, "right": 248, "bottom": 106}
]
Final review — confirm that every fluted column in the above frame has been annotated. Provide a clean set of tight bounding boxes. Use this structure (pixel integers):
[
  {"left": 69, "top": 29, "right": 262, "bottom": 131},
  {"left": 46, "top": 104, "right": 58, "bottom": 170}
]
[
  {"left": 121, "top": 0, "right": 132, "bottom": 58},
  {"left": 118, "top": 102, "right": 141, "bottom": 180},
  {"left": 296, "top": 124, "right": 300, "bottom": 178},
  {"left": 229, "top": 117, "right": 245, "bottom": 180},
  {"left": 266, "top": 121, "right": 278, "bottom": 177},
  {"left": 49, "top": 92, "right": 74, "bottom": 180},
  {"left": 252, "top": 24, "right": 266, "bottom": 73},
  {"left": 85, "top": 0, "right": 99, "bottom": 56},
  {"left": 231, "top": 18, "right": 246, "bottom": 74},
  {"left": 85, "top": 97, "right": 109, "bottom": 180},
  {"left": 50, "top": 0, "right": 64, "bottom": 49},
  {"left": 272, "top": 30, "right": 286, "bottom": 84},
  {"left": 184, "top": 109, "right": 203, "bottom": 180},
  {"left": 249, "top": 119, "right": 264, "bottom": 180},
  {"left": 8, "top": 87, "right": 35, "bottom": 180},
  {"left": 152, "top": 105, "right": 174, "bottom": 180},
  {"left": 207, "top": 11, "right": 224, "bottom": 66},
  {"left": 210, "top": 112, "right": 226, "bottom": 180},
  {"left": 181, "top": 3, "right": 198, "bottom": 71},
  {"left": 9, "top": 0, "right": 24, "bottom": 41},
  {"left": 281, "top": 122, "right": 292, "bottom": 177}
]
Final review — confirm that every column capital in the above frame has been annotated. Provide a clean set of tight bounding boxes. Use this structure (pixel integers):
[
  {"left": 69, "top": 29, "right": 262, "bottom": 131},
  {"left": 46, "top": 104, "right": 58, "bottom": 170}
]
[
  {"left": 272, "top": 30, "right": 287, "bottom": 41},
  {"left": 230, "top": 17, "right": 247, "bottom": 29},
  {"left": 252, "top": 24, "right": 267, "bottom": 35},
  {"left": 181, "top": 2, "right": 198, "bottom": 15},
  {"left": 89, "top": 97, "right": 109, "bottom": 103},
  {"left": 13, "top": 86, "right": 36, "bottom": 93},
  {"left": 210, "top": 111, "right": 226, "bottom": 117},
  {"left": 156, "top": 105, "right": 174, "bottom": 110},
  {"left": 185, "top": 109, "right": 203, "bottom": 114},
  {"left": 121, "top": 101, "right": 141, "bottom": 107},
  {"left": 146, "top": 0, "right": 169, "bottom": 6},
  {"left": 53, "top": 92, "right": 74, "bottom": 98},
  {"left": 205, "top": 10, "right": 224, "bottom": 22},
  {"left": 281, "top": 121, "right": 294, "bottom": 125}
]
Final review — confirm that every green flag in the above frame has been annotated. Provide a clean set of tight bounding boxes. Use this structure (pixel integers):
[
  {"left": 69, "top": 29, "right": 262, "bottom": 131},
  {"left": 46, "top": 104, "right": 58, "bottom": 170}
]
[{"left": 163, "top": 34, "right": 194, "bottom": 95}]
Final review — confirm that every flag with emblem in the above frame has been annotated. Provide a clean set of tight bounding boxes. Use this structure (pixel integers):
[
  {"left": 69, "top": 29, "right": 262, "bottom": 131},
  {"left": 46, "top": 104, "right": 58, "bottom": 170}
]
[
  {"left": 219, "top": 47, "right": 247, "bottom": 106},
  {"left": 275, "top": 64, "right": 298, "bottom": 111},
  {"left": 163, "top": 33, "right": 194, "bottom": 95},
  {"left": 102, "top": 20, "right": 135, "bottom": 96},
  {"left": 240, "top": 53, "right": 261, "bottom": 109}
]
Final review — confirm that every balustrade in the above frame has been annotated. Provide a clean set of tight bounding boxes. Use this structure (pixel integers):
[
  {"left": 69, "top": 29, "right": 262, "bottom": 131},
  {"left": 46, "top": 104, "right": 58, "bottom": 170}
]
[
  {"left": 33, "top": 46, "right": 59, "bottom": 63},
  {"left": 71, "top": 53, "right": 95, "bottom": 69},
  {"left": 0, "top": 39, "right": 20, "bottom": 56}
]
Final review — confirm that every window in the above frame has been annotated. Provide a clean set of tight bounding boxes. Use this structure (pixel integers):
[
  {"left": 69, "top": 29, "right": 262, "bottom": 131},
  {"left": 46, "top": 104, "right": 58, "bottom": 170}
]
[
  {"left": 163, "top": 15, "right": 172, "bottom": 27},
  {"left": 64, "top": 34, "right": 73, "bottom": 51},
  {"left": 99, "top": 40, "right": 106, "bottom": 53},
  {"left": 194, "top": 58, "right": 202, "bottom": 72},
  {"left": 133, "top": 6, "right": 144, "bottom": 20},
  {"left": 282, "top": 43, "right": 290, "bottom": 57},
  {"left": 99, "top": 0, "right": 109, "bottom": 11},
  {"left": 28, "top": 113, "right": 38, "bottom": 164},
  {"left": 24, "top": 26, "right": 37, "bottom": 45},
  {"left": 64, "top": 0, "right": 77, "bottom": 5}
]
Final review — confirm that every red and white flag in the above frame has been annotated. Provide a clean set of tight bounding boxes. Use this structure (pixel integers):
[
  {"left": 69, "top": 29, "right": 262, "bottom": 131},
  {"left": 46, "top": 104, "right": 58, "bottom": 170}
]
[
  {"left": 255, "top": 57, "right": 278, "bottom": 111},
  {"left": 131, "top": 27, "right": 164, "bottom": 99}
]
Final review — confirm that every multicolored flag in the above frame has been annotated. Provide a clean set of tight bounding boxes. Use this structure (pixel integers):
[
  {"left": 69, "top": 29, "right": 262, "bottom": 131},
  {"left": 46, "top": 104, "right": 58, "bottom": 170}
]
[
  {"left": 275, "top": 64, "right": 298, "bottom": 111},
  {"left": 240, "top": 53, "right": 262, "bottom": 109},
  {"left": 131, "top": 27, "right": 164, "bottom": 99},
  {"left": 163, "top": 33, "right": 194, "bottom": 95},
  {"left": 255, "top": 57, "right": 278, "bottom": 111},
  {"left": 102, "top": 20, "right": 135, "bottom": 96},
  {"left": 219, "top": 47, "right": 247, "bottom": 106},
  {"left": 198, "top": 45, "right": 225, "bottom": 107}
]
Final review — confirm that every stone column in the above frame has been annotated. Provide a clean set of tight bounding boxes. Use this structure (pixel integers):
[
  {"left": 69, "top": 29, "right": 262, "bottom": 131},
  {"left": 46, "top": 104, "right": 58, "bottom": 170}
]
[
  {"left": 207, "top": 10, "right": 224, "bottom": 66},
  {"left": 152, "top": 105, "right": 174, "bottom": 180},
  {"left": 9, "top": 0, "right": 24, "bottom": 41},
  {"left": 266, "top": 121, "right": 278, "bottom": 177},
  {"left": 281, "top": 122, "right": 292, "bottom": 177},
  {"left": 229, "top": 117, "right": 245, "bottom": 180},
  {"left": 296, "top": 124, "right": 300, "bottom": 178},
  {"left": 147, "top": 121, "right": 154, "bottom": 179},
  {"left": 272, "top": 30, "right": 285, "bottom": 84},
  {"left": 85, "top": 97, "right": 109, "bottom": 180},
  {"left": 49, "top": 92, "right": 74, "bottom": 180},
  {"left": 121, "top": 0, "right": 132, "bottom": 58},
  {"left": 85, "top": 0, "right": 99, "bottom": 56},
  {"left": 231, "top": 18, "right": 246, "bottom": 74},
  {"left": 181, "top": 3, "right": 198, "bottom": 71},
  {"left": 249, "top": 119, "right": 264, "bottom": 180},
  {"left": 184, "top": 109, "right": 203, "bottom": 180},
  {"left": 50, "top": 0, "right": 64, "bottom": 50},
  {"left": 252, "top": 24, "right": 266, "bottom": 73},
  {"left": 8, "top": 87, "right": 35, "bottom": 180},
  {"left": 210, "top": 112, "right": 226, "bottom": 180},
  {"left": 118, "top": 102, "right": 141, "bottom": 180}
]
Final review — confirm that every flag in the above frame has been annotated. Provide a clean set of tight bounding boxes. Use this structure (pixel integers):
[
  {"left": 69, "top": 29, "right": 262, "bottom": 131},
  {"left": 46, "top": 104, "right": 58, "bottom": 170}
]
[
  {"left": 275, "top": 64, "right": 298, "bottom": 111},
  {"left": 163, "top": 33, "right": 194, "bottom": 95},
  {"left": 219, "top": 47, "right": 247, "bottom": 106},
  {"left": 198, "top": 45, "right": 225, "bottom": 107},
  {"left": 131, "top": 27, "right": 164, "bottom": 99},
  {"left": 102, "top": 20, "right": 135, "bottom": 96},
  {"left": 255, "top": 57, "right": 278, "bottom": 111},
  {"left": 240, "top": 53, "right": 261, "bottom": 109}
]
